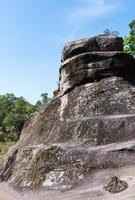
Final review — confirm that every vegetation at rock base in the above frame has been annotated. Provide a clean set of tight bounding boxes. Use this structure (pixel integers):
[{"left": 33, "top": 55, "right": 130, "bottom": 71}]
[
  {"left": 0, "top": 92, "right": 51, "bottom": 157},
  {"left": 124, "top": 19, "right": 135, "bottom": 57},
  {"left": 0, "top": 93, "right": 36, "bottom": 142}
]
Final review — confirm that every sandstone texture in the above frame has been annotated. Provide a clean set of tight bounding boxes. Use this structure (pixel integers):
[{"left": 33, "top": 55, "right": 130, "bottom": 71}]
[
  {"left": 104, "top": 176, "right": 128, "bottom": 194},
  {"left": 1, "top": 35, "right": 135, "bottom": 190},
  {"left": 61, "top": 35, "right": 123, "bottom": 62}
]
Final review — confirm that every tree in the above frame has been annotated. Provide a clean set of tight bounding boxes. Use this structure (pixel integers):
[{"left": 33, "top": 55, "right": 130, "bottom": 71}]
[
  {"left": 129, "top": 20, "right": 135, "bottom": 35},
  {"left": 103, "top": 28, "right": 119, "bottom": 37},
  {"left": 0, "top": 93, "right": 36, "bottom": 142},
  {"left": 40, "top": 93, "right": 51, "bottom": 105},
  {"left": 124, "top": 19, "right": 135, "bottom": 57},
  {"left": 35, "top": 93, "right": 51, "bottom": 108},
  {"left": 0, "top": 92, "right": 51, "bottom": 145},
  {"left": 0, "top": 93, "right": 16, "bottom": 119}
]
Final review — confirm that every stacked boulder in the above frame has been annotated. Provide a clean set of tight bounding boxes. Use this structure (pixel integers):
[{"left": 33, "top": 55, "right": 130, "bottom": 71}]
[
  {"left": 59, "top": 35, "right": 135, "bottom": 95},
  {"left": 1, "top": 35, "right": 135, "bottom": 190}
]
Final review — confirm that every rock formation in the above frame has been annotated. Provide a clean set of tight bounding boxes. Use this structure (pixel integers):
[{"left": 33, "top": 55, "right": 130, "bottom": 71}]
[
  {"left": 1, "top": 35, "right": 135, "bottom": 190},
  {"left": 103, "top": 176, "right": 128, "bottom": 194}
]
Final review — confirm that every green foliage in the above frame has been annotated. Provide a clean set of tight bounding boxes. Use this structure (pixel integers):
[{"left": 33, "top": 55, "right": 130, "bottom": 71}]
[
  {"left": 129, "top": 19, "right": 135, "bottom": 35},
  {"left": 0, "top": 93, "right": 36, "bottom": 143},
  {"left": 0, "top": 92, "right": 51, "bottom": 146},
  {"left": 103, "top": 28, "right": 119, "bottom": 37},
  {"left": 124, "top": 19, "right": 135, "bottom": 56},
  {"left": 0, "top": 92, "right": 51, "bottom": 156},
  {"left": 35, "top": 93, "right": 51, "bottom": 108}
]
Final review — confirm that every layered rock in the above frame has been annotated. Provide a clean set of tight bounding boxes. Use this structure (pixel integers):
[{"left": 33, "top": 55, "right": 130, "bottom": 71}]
[
  {"left": 60, "top": 52, "right": 135, "bottom": 95},
  {"left": 103, "top": 176, "right": 128, "bottom": 194},
  {"left": 1, "top": 35, "right": 135, "bottom": 190},
  {"left": 61, "top": 35, "right": 123, "bottom": 62}
]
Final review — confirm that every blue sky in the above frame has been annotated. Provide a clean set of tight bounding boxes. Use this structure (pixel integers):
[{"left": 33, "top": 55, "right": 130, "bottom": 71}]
[{"left": 0, "top": 0, "right": 134, "bottom": 104}]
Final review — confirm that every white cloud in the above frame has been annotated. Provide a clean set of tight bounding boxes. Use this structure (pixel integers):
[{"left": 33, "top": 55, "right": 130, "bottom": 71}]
[{"left": 69, "top": 0, "right": 120, "bottom": 23}]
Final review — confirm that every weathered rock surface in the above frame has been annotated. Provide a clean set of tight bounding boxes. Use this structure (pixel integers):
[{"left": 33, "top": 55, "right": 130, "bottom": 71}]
[
  {"left": 1, "top": 35, "right": 135, "bottom": 190},
  {"left": 104, "top": 176, "right": 128, "bottom": 194},
  {"left": 60, "top": 52, "right": 135, "bottom": 95},
  {"left": 61, "top": 35, "right": 123, "bottom": 62}
]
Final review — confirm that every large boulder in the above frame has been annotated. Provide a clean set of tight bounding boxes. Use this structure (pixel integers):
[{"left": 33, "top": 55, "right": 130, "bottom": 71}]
[
  {"left": 1, "top": 35, "right": 135, "bottom": 190},
  {"left": 61, "top": 35, "right": 123, "bottom": 62},
  {"left": 60, "top": 52, "right": 135, "bottom": 95}
]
